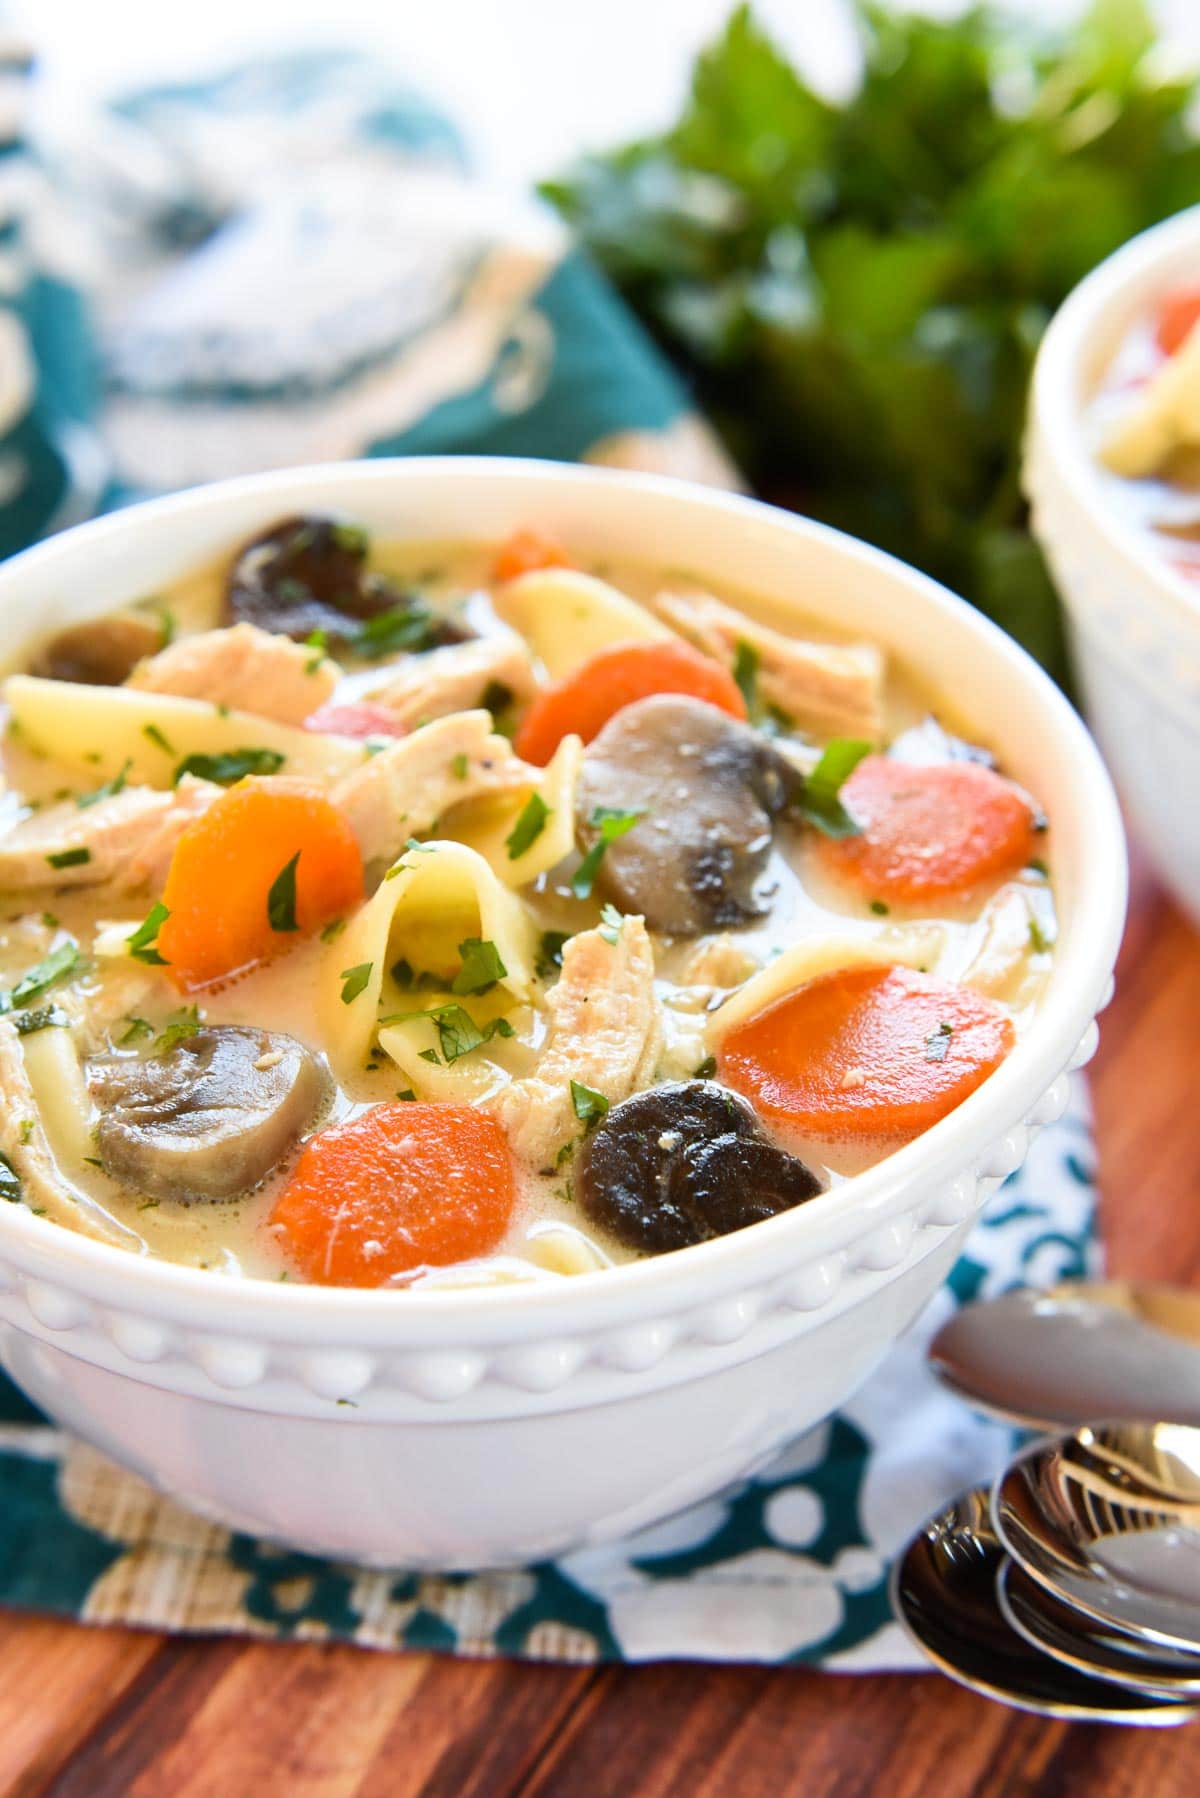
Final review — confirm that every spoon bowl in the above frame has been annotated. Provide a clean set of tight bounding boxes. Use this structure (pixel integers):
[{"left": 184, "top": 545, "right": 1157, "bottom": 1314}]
[
  {"left": 997, "top": 1558, "right": 1200, "bottom": 1699},
  {"left": 928, "top": 1282, "right": 1200, "bottom": 1433},
  {"left": 889, "top": 1484, "right": 1197, "bottom": 1722},
  {"left": 993, "top": 1422, "right": 1200, "bottom": 1654}
]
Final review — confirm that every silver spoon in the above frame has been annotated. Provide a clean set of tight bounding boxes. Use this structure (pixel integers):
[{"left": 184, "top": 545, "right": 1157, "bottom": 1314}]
[
  {"left": 889, "top": 1485, "right": 1197, "bottom": 1723},
  {"left": 997, "top": 1559, "right": 1200, "bottom": 1699},
  {"left": 928, "top": 1282, "right": 1200, "bottom": 1432},
  {"left": 993, "top": 1422, "right": 1200, "bottom": 1654}
]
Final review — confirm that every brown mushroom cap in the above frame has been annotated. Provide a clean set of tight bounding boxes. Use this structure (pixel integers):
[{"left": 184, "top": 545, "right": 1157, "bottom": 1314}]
[
  {"left": 31, "top": 612, "right": 164, "bottom": 686},
  {"left": 89, "top": 1026, "right": 330, "bottom": 1203},
  {"left": 574, "top": 694, "right": 801, "bottom": 936}
]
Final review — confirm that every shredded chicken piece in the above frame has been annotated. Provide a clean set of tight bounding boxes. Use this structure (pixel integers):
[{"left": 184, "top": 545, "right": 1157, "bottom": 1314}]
[
  {"left": 652, "top": 585, "right": 884, "bottom": 742},
  {"left": 490, "top": 918, "right": 661, "bottom": 1172},
  {"left": 0, "top": 1023, "right": 126, "bottom": 1244},
  {"left": 1100, "top": 323, "right": 1200, "bottom": 478},
  {"left": 365, "top": 633, "right": 537, "bottom": 730},
  {"left": 0, "top": 776, "right": 220, "bottom": 896},
  {"left": 332, "top": 710, "right": 534, "bottom": 866},
  {"left": 681, "top": 934, "right": 760, "bottom": 991},
  {"left": 119, "top": 774, "right": 222, "bottom": 892},
  {"left": 126, "top": 621, "right": 338, "bottom": 724}
]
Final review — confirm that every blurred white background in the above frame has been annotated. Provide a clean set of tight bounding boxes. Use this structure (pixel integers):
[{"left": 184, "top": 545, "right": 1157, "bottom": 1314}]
[{"left": 16, "top": 0, "right": 1200, "bottom": 187}]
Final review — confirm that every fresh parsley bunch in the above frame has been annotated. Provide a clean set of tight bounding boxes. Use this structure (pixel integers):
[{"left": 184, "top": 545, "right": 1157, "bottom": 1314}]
[{"left": 543, "top": 0, "right": 1200, "bottom": 682}]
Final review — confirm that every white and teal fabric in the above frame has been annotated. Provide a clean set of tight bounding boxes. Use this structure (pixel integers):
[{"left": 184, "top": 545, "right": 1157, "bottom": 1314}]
[{"left": 0, "top": 48, "right": 1098, "bottom": 1668}]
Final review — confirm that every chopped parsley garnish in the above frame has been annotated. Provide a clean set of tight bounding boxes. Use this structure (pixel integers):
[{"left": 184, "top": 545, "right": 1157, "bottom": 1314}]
[
  {"left": 14, "top": 1005, "right": 69, "bottom": 1036},
  {"left": 17, "top": 1120, "right": 33, "bottom": 1144},
  {"left": 451, "top": 937, "right": 507, "bottom": 996},
  {"left": 331, "top": 521, "right": 369, "bottom": 556},
  {"left": 174, "top": 747, "right": 286, "bottom": 786},
  {"left": 570, "top": 1080, "right": 609, "bottom": 1127},
  {"left": 869, "top": 899, "right": 889, "bottom": 916},
  {"left": 506, "top": 792, "right": 550, "bottom": 860},
  {"left": 45, "top": 847, "right": 90, "bottom": 870},
  {"left": 340, "top": 962, "right": 373, "bottom": 1004},
  {"left": 571, "top": 807, "right": 644, "bottom": 899},
  {"left": 732, "top": 639, "right": 759, "bottom": 712},
  {"left": 320, "top": 917, "right": 347, "bottom": 943},
  {"left": 800, "top": 738, "right": 872, "bottom": 838},
  {"left": 1027, "top": 857, "right": 1049, "bottom": 878},
  {"left": 1028, "top": 915, "right": 1053, "bottom": 955},
  {"left": 693, "top": 1055, "right": 718, "bottom": 1079},
  {"left": 155, "top": 1005, "right": 201, "bottom": 1055},
  {"left": 0, "top": 939, "right": 80, "bottom": 1014},
  {"left": 598, "top": 903, "right": 624, "bottom": 945},
  {"left": 395, "top": 1088, "right": 417, "bottom": 1101},
  {"left": 536, "top": 930, "right": 570, "bottom": 978},
  {"left": 76, "top": 759, "right": 132, "bottom": 809},
  {"left": 127, "top": 902, "right": 170, "bottom": 966},
  {"left": 142, "top": 723, "right": 175, "bottom": 755},
  {"left": 266, "top": 851, "right": 301, "bottom": 932},
  {"left": 118, "top": 1016, "right": 155, "bottom": 1045},
  {"left": 451, "top": 753, "right": 469, "bottom": 779},
  {"left": 0, "top": 1154, "right": 20, "bottom": 1203},
  {"left": 381, "top": 1003, "right": 515, "bottom": 1065},
  {"left": 390, "top": 959, "right": 442, "bottom": 993},
  {"left": 351, "top": 602, "right": 441, "bottom": 659},
  {"left": 924, "top": 1022, "right": 954, "bottom": 1063}
]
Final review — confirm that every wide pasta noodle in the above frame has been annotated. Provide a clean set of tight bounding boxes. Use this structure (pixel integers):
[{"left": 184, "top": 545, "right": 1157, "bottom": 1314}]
[
  {"left": 5, "top": 677, "right": 363, "bottom": 788},
  {"left": 491, "top": 569, "right": 669, "bottom": 679},
  {"left": 705, "top": 928, "right": 944, "bottom": 1048},
  {"left": 318, "top": 840, "right": 539, "bottom": 1081},
  {"left": 449, "top": 734, "right": 583, "bottom": 887}
]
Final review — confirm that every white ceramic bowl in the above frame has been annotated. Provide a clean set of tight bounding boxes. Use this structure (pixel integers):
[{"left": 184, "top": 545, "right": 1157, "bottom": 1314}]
[
  {"left": 1027, "top": 205, "right": 1200, "bottom": 926},
  {"left": 0, "top": 459, "right": 1125, "bottom": 1568}
]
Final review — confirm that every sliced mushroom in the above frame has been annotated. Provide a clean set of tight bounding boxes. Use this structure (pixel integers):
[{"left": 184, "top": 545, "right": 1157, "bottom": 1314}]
[
  {"left": 31, "top": 612, "right": 164, "bottom": 686},
  {"left": 226, "top": 514, "right": 468, "bottom": 648},
  {"left": 578, "top": 1080, "right": 821, "bottom": 1252},
  {"left": 574, "top": 695, "right": 801, "bottom": 936},
  {"left": 89, "top": 1025, "right": 329, "bottom": 1203}
]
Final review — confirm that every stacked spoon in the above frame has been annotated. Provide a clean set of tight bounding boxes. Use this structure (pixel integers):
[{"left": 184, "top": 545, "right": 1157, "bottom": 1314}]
[{"left": 889, "top": 1283, "right": 1200, "bottom": 1723}]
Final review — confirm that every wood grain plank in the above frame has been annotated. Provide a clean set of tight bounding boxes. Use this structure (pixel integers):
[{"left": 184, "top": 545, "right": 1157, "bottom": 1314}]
[{"left": 0, "top": 1612, "right": 161, "bottom": 1798}]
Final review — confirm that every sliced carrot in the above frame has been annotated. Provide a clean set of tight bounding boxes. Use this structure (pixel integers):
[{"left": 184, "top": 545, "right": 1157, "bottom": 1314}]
[
  {"left": 718, "top": 964, "right": 1014, "bottom": 1152},
  {"left": 269, "top": 1103, "right": 515, "bottom": 1286},
  {"left": 1155, "top": 285, "right": 1200, "bottom": 358},
  {"left": 303, "top": 700, "right": 407, "bottom": 739},
  {"left": 514, "top": 639, "right": 748, "bottom": 764},
  {"left": 492, "top": 528, "right": 575, "bottom": 584},
  {"left": 158, "top": 776, "right": 364, "bottom": 991},
  {"left": 814, "top": 756, "right": 1038, "bottom": 905}
]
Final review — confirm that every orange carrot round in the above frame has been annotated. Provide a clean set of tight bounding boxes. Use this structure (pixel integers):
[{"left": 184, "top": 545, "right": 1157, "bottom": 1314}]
[
  {"left": 492, "top": 528, "right": 574, "bottom": 584},
  {"left": 1155, "top": 285, "right": 1200, "bottom": 358},
  {"left": 515, "top": 639, "right": 748, "bottom": 764},
  {"left": 269, "top": 1103, "right": 516, "bottom": 1286},
  {"left": 158, "top": 776, "right": 363, "bottom": 990},
  {"left": 718, "top": 964, "right": 1014, "bottom": 1152},
  {"left": 814, "top": 756, "right": 1038, "bottom": 905}
]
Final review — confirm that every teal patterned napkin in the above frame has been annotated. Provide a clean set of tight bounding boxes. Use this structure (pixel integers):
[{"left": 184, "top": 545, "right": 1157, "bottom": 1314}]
[{"left": 0, "top": 48, "right": 1098, "bottom": 1668}]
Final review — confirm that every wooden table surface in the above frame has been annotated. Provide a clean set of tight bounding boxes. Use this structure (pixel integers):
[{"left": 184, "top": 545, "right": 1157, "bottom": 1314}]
[{"left": 0, "top": 853, "right": 1196, "bottom": 1798}]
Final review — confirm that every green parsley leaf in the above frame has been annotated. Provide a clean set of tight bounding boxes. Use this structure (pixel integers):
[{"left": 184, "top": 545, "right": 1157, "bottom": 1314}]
[
  {"left": 1, "top": 939, "right": 80, "bottom": 1014},
  {"left": 869, "top": 899, "right": 889, "bottom": 916},
  {"left": 451, "top": 752, "right": 469, "bottom": 779},
  {"left": 15, "top": 1005, "right": 69, "bottom": 1036},
  {"left": 46, "top": 846, "right": 90, "bottom": 870},
  {"left": 320, "top": 917, "right": 347, "bottom": 943},
  {"left": 693, "top": 1055, "right": 717, "bottom": 1079},
  {"left": 924, "top": 1022, "right": 954, "bottom": 1063},
  {"left": 331, "top": 521, "right": 370, "bottom": 556},
  {"left": 340, "top": 962, "right": 373, "bottom": 1004},
  {"left": 118, "top": 1016, "right": 155, "bottom": 1046},
  {"left": 536, "top": 930, "right": 570, "bottom": 978},
  {"left": 351, "top": 602, "right": 441, "bottom": 659},
  {"left": 142, "top": 723, "right": 175, "bottom": 755},
  {"left": 0, "top": 1153, "right": 21, "bottom": 1203},
  {"left": 395, "top": 1088, "right": 417, "bottom": 1101},
  {"left": 266, "top": 851, "right": 301, "bottom": 932},
  {"left": 1027, "top": 857, "right": 1049, "bottom": 878},
  {"left": 127, "top": 902, "right": 170, "bottom": 965},
  {"left": 481, "top": 680, "right": 514, "bottom": 717},
  {"left": 381, "top": 1003, "right": 515, "bottom": 1065},
  {"left": 451, "top": 937, "right": 508, "bottom": 996},
  {"left": 1028, "top": 915, "right": 1053, "bottom": 955},
  {"left": 732, "top": 638, "right": 759, "bottom": 713},
  {"left": 155, "top": 1005, "right": 202, "bottom": 1055},
  {"left": 76, "top": 759, "right": 133, "bottom": 809},
  {"left": 174, "top": 748, "right": 286, "bottom": 786},
  {"left": 505, "top": 792, "right": 551, "bottom": 860},
  {"left": 571, "top": 807, "right": 645, "bottom": 899},
  {"left": 598, "top": 903, "right": 624, "bottom": 945},
  {"left": 801, "top": 739, "right": 872, "bottom": 838},
  {"left": 570, "top": 1079, "right": 610, "bottom": 1127}
]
